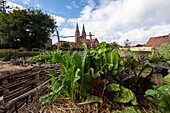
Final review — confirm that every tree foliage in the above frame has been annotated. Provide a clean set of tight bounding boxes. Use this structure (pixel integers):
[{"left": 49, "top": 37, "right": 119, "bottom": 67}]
[
  {"left": 124, "top": 39, "right": 131, "bottom": 48},
  {"left": 111, "top": 41, "right": 119, "bottom": 50},
  {"left": 61, "top": 43, "right": 70, "bottom": 48},
  {"left": 0, "top": 8, "right": 55, "bottom": 50}
]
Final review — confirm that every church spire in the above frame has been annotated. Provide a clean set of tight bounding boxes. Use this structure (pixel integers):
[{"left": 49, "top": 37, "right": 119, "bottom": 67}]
[
  {"left": 75, "top": 23, "right": 80, "bottom": 43},
  {"left": 82, "top": 24, "right": 86, "bottom": 33},
  {"left": 76, "top": 23, "right": 79, "bottom": 32},
  {"left": 82, "top": 24, "right": 86, "bottom": 39}
]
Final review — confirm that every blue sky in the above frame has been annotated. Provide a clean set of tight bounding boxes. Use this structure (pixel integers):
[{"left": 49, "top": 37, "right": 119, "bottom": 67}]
[{"left": 6, "top": 0, "right": 170, "bottom": 45}]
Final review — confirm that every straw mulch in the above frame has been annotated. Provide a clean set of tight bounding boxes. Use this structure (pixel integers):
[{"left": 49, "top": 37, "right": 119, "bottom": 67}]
[{"left": 18, "top": 88, "right": 83, "bottom": 113}]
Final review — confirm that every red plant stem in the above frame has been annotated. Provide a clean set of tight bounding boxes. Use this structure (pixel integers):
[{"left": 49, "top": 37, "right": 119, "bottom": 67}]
[
  {"left": 136, "top": 68, "right": 144, "bottom": 80},
  {"left": 95, "top": 79, "right": 100, "bottom": 96},
  {"left": 140, "top": 78, "right": 145, "bottom": 85},
  {"left": 94, "top": 86, "right": 98, "bottom": 96},
  {"left": 100, "top": 103, "right": 103, "bottom": 111},
  {"left": 104, "top": 96, "right": 106, "bottom": 108}
]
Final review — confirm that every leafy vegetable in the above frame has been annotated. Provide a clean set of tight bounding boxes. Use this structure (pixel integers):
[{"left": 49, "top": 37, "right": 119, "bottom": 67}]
[
  {"left": 113, "top": 86, "right": 138, "bottom": 105},
  {"left": 164, "top": 69, "right": 170, "bottom": 85},
  {"left": 113, "top": 107, "right": 141, "bottom": 113},
  {"left": 106, "top": 83, "right": 120, "bottom": 92},
  {"left": 77, "top": 95, "right": 103, "bottom": 105},
  {"left": 27, "top": 50, "right": 63, "bottom": 64},
  {"left": 145, "top": 85, "right": 170, "bottom": 113},
  {"left": 39, "top": 71, "right": 63, "bottom": 105},
  {"left": 158, "top": 43, "right": 170, "bottom": 60}
]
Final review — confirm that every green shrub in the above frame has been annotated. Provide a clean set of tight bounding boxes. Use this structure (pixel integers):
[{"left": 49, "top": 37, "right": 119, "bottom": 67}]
[
  {"left": 61, "top": 43, "right": 70, "bottom": 48},
  {"left": 18, "top": 51, "right": 40, "bottom": 57},
  {"left": 0, "top": 44, "right": 6, "bottom": 49},
  {"left": 0, "top": 49, "right": 18, "bottom": 61},
  {"left": 32, "top": 48, "right": 39, "bottom": 52},
  {"left": 72, "top": 47, "right": 84, "bottom": 51}
]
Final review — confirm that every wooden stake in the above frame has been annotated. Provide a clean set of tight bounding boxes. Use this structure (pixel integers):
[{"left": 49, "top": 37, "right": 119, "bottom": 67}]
[
  {"left": 0, "top": 96, "right": 4, "bottom": 106},
  {"left": 89, "top": 32, "right": 93, "bottom": 48},
  {"left": 56, "top": 30, "right": 60, "bottom": 50}
]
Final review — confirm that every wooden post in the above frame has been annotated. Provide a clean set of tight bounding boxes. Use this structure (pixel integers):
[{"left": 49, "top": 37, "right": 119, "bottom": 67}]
[
  {"left": 0, "top": 96, "right": 4, "bottom": 106},
  {"left": 0, "top": 71, "right": 10, "bottom": 95},
  {"left": 33, "top": 66, "right": 39, "bottom": 86},
  {"left": 56, "top": 30, "right": 60, "bottom": 50},
  {"left": 152, "top": 47, "right": 156, "bottom": 56},
  {"left": 89, "top": 32, "right": 93, "bottom": 48}
]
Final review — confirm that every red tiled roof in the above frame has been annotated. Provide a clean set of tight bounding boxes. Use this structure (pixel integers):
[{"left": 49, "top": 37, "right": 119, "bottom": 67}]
[
  {"left": 145, "top": 34, "right": 170, "bottom": 47},
  {"left": 54, "top": 41, "right": 67, "bottom": 46},
  {"left": 92, "top": 38, "right": 97, "bottom": 42}
]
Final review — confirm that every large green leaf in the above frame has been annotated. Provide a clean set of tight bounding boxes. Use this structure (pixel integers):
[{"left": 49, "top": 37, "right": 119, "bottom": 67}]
[
  {"left": 39, "top": 92, "right": 58, "bottom": 106},
  {"left": 46, "top": 71, "right": 55, "bottom": 85},
  {"left": 77, "top": 95, "right": 103, "bottom": 105},
  {"left": 145, "top": 85, "right": 170, "bottom": 113},
  {"left": 51, "top": 53, "right": 58, "bottom": 64},
  {"left": 79, "top": 42, "right": 87, "bottom": 50},
  {"left": 113, "top": 53, "right": 119, "bottom": 69},
  {"left": 158, "top": 43, "right": 170, "bottom": 60},
  {"left": 52, "top": 81, "right": 64, "bottom": 93},
  {"left": 113, "top": 86, "right": 138, "bottom": 105},
  {"left": 113, "top": 107, "right": 141, "bottom": 113},
  {"left": 72, "top": 51, "right": 82, "bottom": 69},
  {"left": 164, "top": 69, "right": 170, "bottom": 85},
  {"left": 117, "top": 59, "right": 124, "bottom": 73},
  {"left": 74, "top": 68, "right": 81, "bottom": 83},
  {"left": 106, "top": 83, "right": 120, "bottom": 92}
]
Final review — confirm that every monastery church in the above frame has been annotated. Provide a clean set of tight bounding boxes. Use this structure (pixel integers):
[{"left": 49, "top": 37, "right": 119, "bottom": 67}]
[{"left": 54, "top": 23, "right": 99, "bottom": 49}]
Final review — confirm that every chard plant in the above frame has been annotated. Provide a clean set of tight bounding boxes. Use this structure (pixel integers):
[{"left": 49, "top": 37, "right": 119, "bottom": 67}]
[
  {"left": 39, "top": 42, "right": 139, "bottom": 109},
  {"left": 27, "top": 50, "right": 63, "bottom": 64},
  {"left": 37, "top": 41, "right": 170, "bottom": 112},
  {"left": 145, "top": 85, "right": 170, "bottom": 113}
]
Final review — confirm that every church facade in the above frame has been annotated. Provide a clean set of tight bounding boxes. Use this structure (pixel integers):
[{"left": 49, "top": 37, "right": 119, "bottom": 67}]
[
  {"left": 75, "top": 23, "right": 99, "bottom": 48},
  {"left": 54, "top": 23, "right": 99, "bottom": 49}
]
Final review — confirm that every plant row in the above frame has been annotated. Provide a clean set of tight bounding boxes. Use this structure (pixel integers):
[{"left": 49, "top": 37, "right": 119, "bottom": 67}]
[{"left": 28, "top": 42, "right": 170, "bottom": 112}]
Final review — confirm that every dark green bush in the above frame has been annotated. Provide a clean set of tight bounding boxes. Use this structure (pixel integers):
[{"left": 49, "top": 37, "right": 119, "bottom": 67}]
[
  {"left": 0, "top": 49, "right": 18, "bottom": 61},
  {"left": 72, "top": 47, "right": 84, "bottom": 51},
  {"left": 18, "top": 52, "right": 40, "bottom": 57},
  {"left": 61, "top": 43, "right": 70, "bottom": 48},
  {"left": 0, "top": 44, "right": 6, "bottom": 49}
]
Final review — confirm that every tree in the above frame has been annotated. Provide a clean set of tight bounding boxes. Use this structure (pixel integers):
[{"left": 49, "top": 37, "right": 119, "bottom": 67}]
[
  {"left": 0, "top": 8, "right": 56, "bottom": 50},
  {"left": 124, "top": 39, "right": 131, "bottom": 48},
  {"left": 61, "top": 43, "right": 70, "bottom": 48},
  {"left": 111, "top": 41, "right": 119, "bottom": 50}
]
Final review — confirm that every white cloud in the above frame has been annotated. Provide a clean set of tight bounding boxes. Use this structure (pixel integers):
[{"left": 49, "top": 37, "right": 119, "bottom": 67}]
[
  {"left": 87, "top": 0, "right": 96, "bottom": 8},
  {"left": 8, "top": 0, "right": 41, "bottom": 8},
  {"left": 7, "top": 1, "right": 65, "bottom": 26},
  {"left": 71, "top": 1, "right": 79, "bottom": 8},
  {"left": 6, "top": 1, "right": 25, "bottom": 11},
  {"left": 60, "top": 0, "right": 170, "bottom": 45},
  {"left": 50, "top": 15, "right": 65, "bottom": 26},
  {"left": 22, "top": 0, "right": 30, "bottom": 5},
  {"left": 66, "top": 5, "right": 72, "bottom": 10}
]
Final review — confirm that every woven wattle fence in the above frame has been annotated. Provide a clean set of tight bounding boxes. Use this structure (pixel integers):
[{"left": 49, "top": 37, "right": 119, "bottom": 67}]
[{"left": 0, "top": 62, "right": 61, "bottom": 113}]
